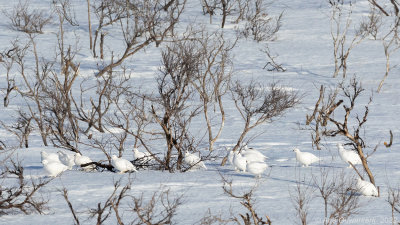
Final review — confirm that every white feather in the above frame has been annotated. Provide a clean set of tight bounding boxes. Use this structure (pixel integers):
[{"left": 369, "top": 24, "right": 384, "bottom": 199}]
[
  {"left": 41, "top": 151, "right": 61, "bottom": 163},
  {"left": 184, "top": 151, "right": 207, "bottom": 170},
  {"left": 42, "top": 159, "right": 68, "bottom": 177},
  {"left": 74, "top": 153, "right": 96, "bottom": 171},
  {"left": 233, "top": 152, "right": 247, "bottom": 172},
  {"left": 133, "top": 148, "right": 154, "bottom": 163},
  {"left": 58, "top": 151, "right": 75, "bottom": 169},
  {"left": 242, "top": 150, "right": 268, "bottom": 163},
  {"left": 356, "top": 178, "right": 378, "bottom": 197},
  {"left": 337, "top": 143, "right": 362, "bottom": 167},
  {"left": 246, "top": 161, "right": 268, "bottom": 178},
  {"left": 111, "top": 155, "right": 137, "bottom": 173},
  {"left": 293, "top": 148, "right": 319, "bottom": 167}
]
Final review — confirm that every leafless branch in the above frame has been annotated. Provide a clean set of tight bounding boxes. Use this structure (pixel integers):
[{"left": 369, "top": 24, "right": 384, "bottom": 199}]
[
  {"left": 307, "top": 78, "right": 378, "bottom": 185},
  {"left": 0, "top": 159, "right": 51, "bottom": 215},
  {"left": 221, "top": 174, "right": 272, "bottom": 224},
  {"left": 62, "top": 188, "right": 81, "bottom": 225}
]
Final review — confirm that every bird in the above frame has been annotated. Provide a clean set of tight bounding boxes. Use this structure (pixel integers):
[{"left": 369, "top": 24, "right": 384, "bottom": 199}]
[
  {"left": 246, "top": 161, "right": 268, "bottom": 178},
  {"left": 337, "top": 143, "right": 362, "bottom": 168},
  {"left": 41, "top": 151, "right": 61, "bottom": 163},
  {"left": 42, "top": 159, "right": 68, "bottom": 177},
  {"left": 74, "top": 153, "right": 96, "bottom": 171},
  {"left": 356, "top": 178, "right": 378, "bottom": 197},
  {"left": 111, "top": 155, "right": 137, "bottom": 173},
  {"left": 233, "top": 152, "right": 247, "bottom": 172},
  {"left": 184, "top": 150, "right": 207, "bottom": 170},
  {"left": 242, "top": 149, "right": 268, "bottom": 163},
  {"left": 58, "top": 151, "right": 75, "bottom": 169},
  {"left": 133, "top": 148, "right": 154, "bottom": 164},
  {"left": 293, "top": 148, "right": 319, "bottom": 167}
]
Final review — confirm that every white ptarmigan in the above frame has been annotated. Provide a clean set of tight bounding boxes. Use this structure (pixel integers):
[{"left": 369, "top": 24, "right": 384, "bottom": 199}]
[
  {"left": 243, "top": 151, "right": 267, "bottom": 162},
  {"left": 74, "top": 153, "right": 96, "bottom": 171},
  {"left": 337, "top": 143, "right": 362, "bottom": 167},
  {"left": 184, "top": 150, "right": 207, "bottom": 170},
  {"left": 133, "top": 148, "right": 153, "bottom": 163},
  {"left": 293, "top": 148, "right": 319, "bottom": 167},
  {"left": 41, "top": 151, "right": 61, "bottom": 163},
  {"left": 356, "top": 178, "right": 378, "bottom": 197},
  {"left": 233, "top": 152, "right": 247, "bottom": 172},
  {"left": 111, "top": 155, "right": 137, "bottom": 173},
  {"left": 58, "top": 151, "right": 75, "bottom": 169},
  {"left": 42, "top": 159, "right": 68, "bottom": 177},
  {"left": 246, "top": 161, "right": 268, "bottom": 178},
  {"left": 242, "top": 148, "right": 268, "bottom": 163}
]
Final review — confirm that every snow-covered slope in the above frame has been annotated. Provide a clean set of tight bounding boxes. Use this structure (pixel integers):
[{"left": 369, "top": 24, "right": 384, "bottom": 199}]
[{"left": 0, "top": 0, "right": 399, "bottom": 224}]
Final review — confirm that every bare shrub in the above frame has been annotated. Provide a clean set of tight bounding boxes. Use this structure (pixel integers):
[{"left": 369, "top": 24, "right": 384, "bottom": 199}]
[
  {"left": 8, "top": 39, "right": 50, "bottom": 146},
  {"left": 62, "top": 188, "right": 81, "bottom": 225},
  {"left": 240, "top": 7, "right": 282, "bottom": 42},
  {"left": 88, "top": 179, "right": 131, "bottom": 225},
  {"left": 41, "top": 47, "right": 81, "bottom": 153},
  {"left": 313, "top": 169, "right": 360, "bottom": 225},
  {"left": 221, "top": 80, "right": 299, "bottom": 165},
  {"left": 131, "top": 187, "right": 183, "bottom": 224},
  {"left": 0, "top": 159, "right": 51, "bottom": 215},
  {"left": 262, "top": 44, "right": 286, "bottom": 72},
  {"left": 90, "top": 0, "right": 129, "bottom": 58},
  {"left": 95, "top": 0, "right": 187, "bottom": 77},
  {"left": 4, "top": 1, "right": 52, "bottom": 34},
  {"left": 201, "top": 0, "right": 237, "bottom": 28},
  {"left": 291, "top": 169, "right": 360, "bottom": 225},
  {"left": 374, "top": 1, "right": 400, "bottom": 92},
  {"left": 229, "top": 0, "right": 282, "bottom": 42},
  {"left": 201, "top": 0, "right": 217, "bottom": 24},
  {"left": 330, "top": 3, "right": 368, "bottom": 78},
  {"left": 0, "top": 48, "right": 18, "bottom": 107},
  {"left": 196, "top": 209, "right": 234, "bottom": 225},
  {"left": 290, "top": 181, "right": 314, "bottom": 225},
  {"left": 150, "top": 39, "right": 203, "bottom": 171},
  {"left": 221, "top": 175, "right": 272, "bottom": 224},
  {"left": 53, "top": 0, "right": 79, "bottom": 26},
  {"left": 189, "top": 30, "right": 236, "bottom": 151},
  {"left": 388, "top": 185, "right": 400, "bottom": 225},
  {"left": 63, "top": 179, "right": 183, "bottom": 225},
  {"left": 103, "top": 90, "right": 165, "bottom": 169},
  {"left": 359, "top": 6, "right": 382, "bottom": 40},
  {"left": 307, "top": 78, "right": 382, "bottom": 185},
  {"left": 0, "top": 111, "right": 32, "bottom": 148}
]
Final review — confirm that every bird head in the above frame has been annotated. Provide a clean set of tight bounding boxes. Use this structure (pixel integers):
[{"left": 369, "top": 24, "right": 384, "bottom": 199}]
[
  {"left": 292, "top": 148, "right": 300, "bottom": 153},
  {"left": 133, "top": 148, "right": 139, "bottom": 153},
  {"left": 42, "top": 159, "right": 49, "bottom": 165},
  {"left": 111, "top": 155, "right": 118, "bottom": 160}
]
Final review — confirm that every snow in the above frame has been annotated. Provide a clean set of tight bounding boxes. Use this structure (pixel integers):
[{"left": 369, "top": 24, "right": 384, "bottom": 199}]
[{"left": 1, "top": 0, "right": 400, "bottom": 224}]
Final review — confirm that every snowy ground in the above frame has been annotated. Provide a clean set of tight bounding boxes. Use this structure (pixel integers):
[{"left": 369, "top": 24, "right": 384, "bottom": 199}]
[{"left": 1, "top": 0, "right": 400, "bottom": 224}]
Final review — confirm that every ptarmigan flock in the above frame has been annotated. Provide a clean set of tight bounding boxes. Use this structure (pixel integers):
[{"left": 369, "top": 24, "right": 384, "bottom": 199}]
[
  {"left": 229, "top": 146, "right": 268, "bottom": 178},
  {"left": 39, "top": 143, "right": 376, "bottom": 197}
]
